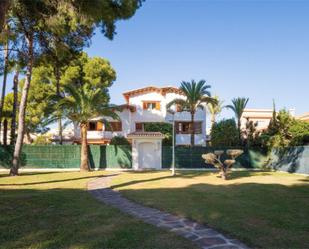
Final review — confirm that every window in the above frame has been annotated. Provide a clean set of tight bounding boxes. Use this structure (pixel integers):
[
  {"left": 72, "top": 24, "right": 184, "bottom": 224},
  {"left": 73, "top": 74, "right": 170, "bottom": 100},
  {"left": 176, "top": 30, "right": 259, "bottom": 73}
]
[
  {"left": 176, "top": 104, "right": 182, "bottom": 112},
  {"left": 105, "top": 122, "right": 122, "bottom": 132},
  {"left": 142, "top": 101, "right": 160, "bottom": 110},
  {"left": 135, "top": 122, "right": 144, "bottom": 131},
  {"left": 88, "top": 122, "right": 97, "bottom": 131},
  {"left": 175, "top": 121, "right": 202, "bottom": 134},
  {"left": 88, "top": 121, "right": 103, "bottom": 131}
]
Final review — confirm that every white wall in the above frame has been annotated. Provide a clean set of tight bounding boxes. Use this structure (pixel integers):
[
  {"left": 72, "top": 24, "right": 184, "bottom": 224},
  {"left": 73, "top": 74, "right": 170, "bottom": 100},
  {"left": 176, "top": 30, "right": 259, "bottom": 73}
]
[
  {"left": 131, "top": 138, "right": 162, "bottom": 170},
  {"left": 176, "top": 134, "right": 205, "bottom": 145},
  {"left": 74, "top": 88, "right": 207, "bottom": 145}
]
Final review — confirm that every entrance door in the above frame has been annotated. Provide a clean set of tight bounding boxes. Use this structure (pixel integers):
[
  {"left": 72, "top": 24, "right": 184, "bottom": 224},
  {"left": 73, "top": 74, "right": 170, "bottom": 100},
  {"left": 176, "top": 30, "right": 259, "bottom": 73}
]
[{"left": 138, "top": 142, "right": 156, "bottom": 169}]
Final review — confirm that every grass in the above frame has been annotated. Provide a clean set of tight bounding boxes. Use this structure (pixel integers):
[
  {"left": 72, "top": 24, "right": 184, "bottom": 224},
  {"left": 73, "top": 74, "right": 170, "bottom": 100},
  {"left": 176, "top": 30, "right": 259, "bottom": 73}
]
[
  {"left": 111, "top": 170, "right": 309, "bottom": 249},
  {"left": 0, "top": 171, "right": 197, "bottom": 249}
]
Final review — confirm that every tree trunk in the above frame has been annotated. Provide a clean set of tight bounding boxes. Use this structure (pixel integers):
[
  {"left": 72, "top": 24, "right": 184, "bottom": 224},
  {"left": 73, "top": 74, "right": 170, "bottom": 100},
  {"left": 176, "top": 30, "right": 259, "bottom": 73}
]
[
  {"left": 0, "top": 40, "right": 9, "bottom": 143},
  {"left": 10, "top": 71, "right": 19, "bottom": 145},
  {"left": 10, "top": 34, "right": 33, "bottom": 176},
  {"left": 25, "top": 130, "right": 33, "bottom": 144},
  {"left": 211, "top": 114, "right": 215, "bottom": 128},
  {"left": 0, "top": 0, "right": 9, "bottom": 33},
  {"left": 221, "top": 168, "right": 227, "bottom": 180},
  {"left": 3, "top": 119, "right": 7, "bottom": 145},
  {"left": 190, "top": 112, "right": 195, "bottom": 146},
  {"left": 80, "top": 123, "right": 89, "bottom": 171},
  {"left": 237, "top": 118, "right": 241, "bottom": 143},
  {"left": 55, "top": 67, "right": 63, "bottom": 144}
]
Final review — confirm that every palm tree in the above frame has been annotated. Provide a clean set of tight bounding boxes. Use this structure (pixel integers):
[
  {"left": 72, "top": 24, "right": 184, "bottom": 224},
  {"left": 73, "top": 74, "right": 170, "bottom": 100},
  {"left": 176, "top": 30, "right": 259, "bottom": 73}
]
[
  {"left": 207, "top": 96, "right": 223, "bottom": 127},
  {"left": 226, "top": 97, "right": 249, "bottom": 140},
  {"left": 167, "top": 80, "right": 217, "bottom": 146},
  {"left": 58, "top": 84, "right": 119, "bottom": 171}
]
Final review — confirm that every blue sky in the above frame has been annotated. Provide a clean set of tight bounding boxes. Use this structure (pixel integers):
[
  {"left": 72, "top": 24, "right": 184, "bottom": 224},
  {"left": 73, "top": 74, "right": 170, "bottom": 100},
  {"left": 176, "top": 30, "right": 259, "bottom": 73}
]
[
  {"left": 3, "top": 0, "right": 309, "bottom": 125},
  {"left": 85, "top": 0, "right": 309, "bottom": 120}
]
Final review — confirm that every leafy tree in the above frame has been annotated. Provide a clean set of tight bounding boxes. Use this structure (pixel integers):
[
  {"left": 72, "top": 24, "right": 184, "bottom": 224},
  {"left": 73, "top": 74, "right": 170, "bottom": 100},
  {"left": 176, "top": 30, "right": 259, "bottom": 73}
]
[
  {"left": 289, "top": 120, "right": 309, "bottom": 146},
  {"left": 206, "top": 95, "right": 223, "bottom": 127},
  {"left": 243, "top": 118, "right": 262, "bottom": 148},
  {"left": 23, "top": 66, "right": 56, "bottom": 137},
  {"left": 6, "top": 0, "right": 142, "bottom": 175},
  {"left": 261, "top": 109, "right": 309, "bottom": 149},
  {"left": 61, "top": 52, "right": 116, "bottom": 89},
  {"left": 144, "top": 122, "right": 173, "bottom": 145},
  {"left": 167, "top": 80, "right": 216, "bottom": 146},
  {"left": 226, "top": 97, "right": 249, "bottom": 141},
  {"left": 7, "top": 1, "right": 71, "bottom": 175},
  {"left": 110, "top": 136, "right": 130, "bottom": 145},
  {"left": 58, "top": 84, "right": 118, "bottom": 171},
  {"left": 211, "top": 119, "right": 240, "bottom": 147},
  {"left": 33, "top": 134, "right": 52, "bottom": 145}
]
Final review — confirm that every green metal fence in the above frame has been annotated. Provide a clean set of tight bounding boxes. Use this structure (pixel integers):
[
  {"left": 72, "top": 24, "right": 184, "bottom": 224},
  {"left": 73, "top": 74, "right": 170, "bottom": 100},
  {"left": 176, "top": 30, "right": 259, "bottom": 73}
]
[
  {"left": 2, "top": 144, "right": 307, "bottom": 173},
  {"left": 0, "top": 145, "right": 132, "bottom": 169},
  {"left": 269, "top": 146, "right": 309, "bottom": 174},
  {"left": 162, "top": 146, "right": 269, "bottom": 169}
]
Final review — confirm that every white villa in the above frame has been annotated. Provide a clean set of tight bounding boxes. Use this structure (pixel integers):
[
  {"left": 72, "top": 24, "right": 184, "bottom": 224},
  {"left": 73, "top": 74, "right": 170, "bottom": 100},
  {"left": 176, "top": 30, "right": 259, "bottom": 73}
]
[{"left": 73, "top": 86, "right": 208, "bottom": 146}]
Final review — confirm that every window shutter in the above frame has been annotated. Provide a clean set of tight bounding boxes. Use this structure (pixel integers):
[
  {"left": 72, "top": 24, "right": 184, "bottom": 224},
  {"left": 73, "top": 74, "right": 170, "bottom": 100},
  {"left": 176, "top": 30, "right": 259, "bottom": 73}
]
[
  {"left": 116, "top": 122, "right": 122, "bottom": 131},
  {"left": 136, "top": 123, "right": 143, "bottom": 131},
  {"left": 143, "top": 102, "right": 147, "bottom": 110},
  {"left": 97, "top": 122, "right": 103, "bottom": 131},
  {"left": 156, "top": 102, "right": 161, "bottom": 110},
  {"left": 194, "top": 122, "right": 202, "bottom": 134}
]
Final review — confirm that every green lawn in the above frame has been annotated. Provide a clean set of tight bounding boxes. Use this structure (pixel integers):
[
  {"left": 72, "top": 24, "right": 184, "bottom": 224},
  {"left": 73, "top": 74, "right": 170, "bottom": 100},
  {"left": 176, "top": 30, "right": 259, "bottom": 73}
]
[
  {"left": 0, "top": 171, "right": 197, "bottom": 249},
  {"left": 111, "top": 171, "right": 309, "bottom": 249}
]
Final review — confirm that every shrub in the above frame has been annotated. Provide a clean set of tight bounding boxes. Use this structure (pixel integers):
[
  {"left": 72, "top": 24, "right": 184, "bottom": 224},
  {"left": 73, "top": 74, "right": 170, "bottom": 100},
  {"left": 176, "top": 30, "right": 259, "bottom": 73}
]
[
  {"left": 261, "top": 109, "right": 309, "bottom": 149},
  {"left": 33, "top": 135, "right": 52, "bottom": 145},
  {"left": 110, "top": 136, "right": 130, "bottom": 145},
  {"left": 210, "top": 119, "right": 240, "bottom": 147},
  {"left": 144, "top": 122, "right": 172, "bottom": 145}
]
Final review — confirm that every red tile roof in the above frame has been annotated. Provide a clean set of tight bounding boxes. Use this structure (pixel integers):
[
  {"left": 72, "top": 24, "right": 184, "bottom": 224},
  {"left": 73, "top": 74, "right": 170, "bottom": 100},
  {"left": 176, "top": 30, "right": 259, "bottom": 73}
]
[
  {"left": 127, "top": 132, "right": 165, "bottom": 138},
  {"left": 123, "top": 86, "right": 183, "bottom": 103}
]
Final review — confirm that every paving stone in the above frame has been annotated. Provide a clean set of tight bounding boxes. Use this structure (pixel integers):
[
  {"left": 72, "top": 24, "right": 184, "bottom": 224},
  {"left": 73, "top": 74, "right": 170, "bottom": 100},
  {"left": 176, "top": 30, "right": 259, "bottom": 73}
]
[
  {"left": 87, "top": 175, "right": 249, "bottom": 249},
  {"left": 194, "top": 229, "right": 221, "bottom": 237},
  {"left": 208, "top": 245, "right": 240, "bottom": 249},
  {"left": 195, "top": 237, "right": 227, "bottom": 247}
]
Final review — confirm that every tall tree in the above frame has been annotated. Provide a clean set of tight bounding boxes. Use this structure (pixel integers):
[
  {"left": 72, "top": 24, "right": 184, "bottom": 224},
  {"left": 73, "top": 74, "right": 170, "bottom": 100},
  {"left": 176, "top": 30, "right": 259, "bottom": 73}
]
[
  {"left": 207, "top": 95, "right": 223, "bottom": 127},
  {"left": 226, "top": 97, "right": 249, "bottom": 141},
  {"left": 58, "top": 84, "right": 118, "bottom": 171},
  {"left": 167, "top": 80, "right": 217, "bottom": 146},
  {"left": 23, "top": 66, "right": 56, "bottom": 139},
  {"left": 7, "top": 0, "right": 142, "bottom": 175}
]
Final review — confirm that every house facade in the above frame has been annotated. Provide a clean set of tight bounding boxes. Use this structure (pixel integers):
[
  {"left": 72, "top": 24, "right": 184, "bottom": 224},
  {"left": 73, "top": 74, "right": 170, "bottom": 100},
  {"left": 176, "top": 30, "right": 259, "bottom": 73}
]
[
  {"left": 240, "top": 108, "right": 296, "bottom": 131},
  {"left": 74, "top": 86, "right": 207, "bottom": 146}
]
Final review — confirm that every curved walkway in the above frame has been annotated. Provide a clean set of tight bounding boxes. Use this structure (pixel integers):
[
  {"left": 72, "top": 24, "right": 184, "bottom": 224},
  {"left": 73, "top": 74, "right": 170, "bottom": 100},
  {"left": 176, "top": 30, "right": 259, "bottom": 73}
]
[{"left": 87, "top": 175, "right": 249, "bottom": 249}]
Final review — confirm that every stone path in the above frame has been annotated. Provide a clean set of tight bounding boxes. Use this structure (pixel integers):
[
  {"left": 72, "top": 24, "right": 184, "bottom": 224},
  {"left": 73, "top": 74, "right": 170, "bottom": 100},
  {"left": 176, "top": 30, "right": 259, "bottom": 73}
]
[{"left": 87, "top": 175, "right": 250, "bottom": 249}]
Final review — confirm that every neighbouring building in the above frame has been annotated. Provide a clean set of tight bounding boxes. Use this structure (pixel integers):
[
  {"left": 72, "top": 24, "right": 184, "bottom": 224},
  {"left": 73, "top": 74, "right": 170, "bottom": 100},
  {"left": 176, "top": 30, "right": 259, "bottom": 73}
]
[
  {"left": 74, "top": 86, "right": 207, "bottom": 146},
  {"left": 297, "top": 112, "right": 309, "bottom": 123},
  {"left": 240, "top": 108, "right": 296, "bottom": 131}
]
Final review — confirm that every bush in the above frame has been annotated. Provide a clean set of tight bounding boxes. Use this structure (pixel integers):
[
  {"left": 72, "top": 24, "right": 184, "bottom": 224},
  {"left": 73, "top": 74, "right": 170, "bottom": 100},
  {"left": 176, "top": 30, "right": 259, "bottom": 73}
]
[
  {"left": 211, "top": 119, "right": 240, "bottom": 147},
  {"left": 33, "top": 135, "right": 52, "bottom": 145},
  {"left": 144, "top": 122, "right": 172, "bottom": 145},
  {"left": 261, "top": 109, "right": 309, "bottom": 149},
  {"left": 110, "top": 136, "right": 130, "bottom": 145}
]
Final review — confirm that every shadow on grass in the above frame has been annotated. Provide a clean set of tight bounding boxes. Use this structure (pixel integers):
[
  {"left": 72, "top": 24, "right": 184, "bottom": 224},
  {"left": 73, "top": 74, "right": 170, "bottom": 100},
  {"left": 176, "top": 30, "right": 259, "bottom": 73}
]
[
  {"left": 0, "top": 171, "right": 73, "bottom": 178},
  {"left": 0, "top": 187, "right": 196, "bottom": 249},
  {"left": 112, "top": 171, "right": 271, "bottom": 189},
  {"left": 0, "top": 174, "right": 119, "bottom": 186},
  {"left": 115, "top": 180, "right": 309, "bottom": 249}
]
